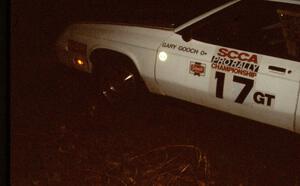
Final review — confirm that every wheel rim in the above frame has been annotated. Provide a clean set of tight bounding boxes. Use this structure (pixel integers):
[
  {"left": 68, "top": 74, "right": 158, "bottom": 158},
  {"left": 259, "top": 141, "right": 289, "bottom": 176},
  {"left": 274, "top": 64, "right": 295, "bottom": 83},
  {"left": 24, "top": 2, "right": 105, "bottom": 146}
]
[{"left": 98, "top": 65, "right": 137, "bottom": 105}]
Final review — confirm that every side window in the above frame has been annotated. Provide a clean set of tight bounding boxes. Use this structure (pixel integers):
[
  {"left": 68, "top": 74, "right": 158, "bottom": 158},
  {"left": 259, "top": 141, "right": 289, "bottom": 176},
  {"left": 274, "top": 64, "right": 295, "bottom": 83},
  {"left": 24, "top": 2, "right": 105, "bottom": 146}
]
[
  {"left": 180, "top": 2, "right": 300, "bottom": 61},
  {"left": 277, "top": 9, "right": 300, "bottom": 61}
]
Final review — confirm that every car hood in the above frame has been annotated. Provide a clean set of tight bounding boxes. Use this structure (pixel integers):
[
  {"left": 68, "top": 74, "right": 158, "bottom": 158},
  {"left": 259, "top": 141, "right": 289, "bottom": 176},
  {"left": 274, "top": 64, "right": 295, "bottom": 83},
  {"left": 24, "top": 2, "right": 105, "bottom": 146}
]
[
  {"left": 74, "top": 21, "right": 175, "bottom": 31},
  {"left": 68, "top": 22, "right": 175, "bottom": 50}
]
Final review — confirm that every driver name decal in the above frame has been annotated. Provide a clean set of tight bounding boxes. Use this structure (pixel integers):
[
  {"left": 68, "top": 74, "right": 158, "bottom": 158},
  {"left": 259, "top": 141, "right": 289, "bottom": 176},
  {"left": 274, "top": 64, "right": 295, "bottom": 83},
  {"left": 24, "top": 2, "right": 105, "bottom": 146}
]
[
  {"left": 162, "top": 42, "right": 207, "bottom": 55},
  {"left": 211, "top": 48, "right": 260, "bottom": 78},
  {"left": 162, "top": 42, "right": 177, "bottom": 49}
]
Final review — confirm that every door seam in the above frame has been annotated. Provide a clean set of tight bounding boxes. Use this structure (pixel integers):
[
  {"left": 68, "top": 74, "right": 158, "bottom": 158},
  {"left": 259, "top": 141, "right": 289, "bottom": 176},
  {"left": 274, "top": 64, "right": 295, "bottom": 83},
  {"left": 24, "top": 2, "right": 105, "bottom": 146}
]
[{"left": 293, "top": 80, "right": 300, "bottom": 132}]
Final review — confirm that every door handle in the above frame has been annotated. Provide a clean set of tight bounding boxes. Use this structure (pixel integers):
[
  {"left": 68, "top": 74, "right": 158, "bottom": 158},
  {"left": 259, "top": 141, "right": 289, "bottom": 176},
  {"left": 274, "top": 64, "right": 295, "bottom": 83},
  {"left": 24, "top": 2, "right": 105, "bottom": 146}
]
[{"left": 268, "top": 66, "right": 286, "bottom": 73}]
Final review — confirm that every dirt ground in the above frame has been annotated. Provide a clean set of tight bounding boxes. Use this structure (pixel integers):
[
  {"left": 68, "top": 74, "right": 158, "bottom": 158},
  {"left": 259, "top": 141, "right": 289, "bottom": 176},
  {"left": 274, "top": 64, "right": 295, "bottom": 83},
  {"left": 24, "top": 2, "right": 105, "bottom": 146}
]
[{"left": 10, "top": 49, "right": 300, "bottom": 185}]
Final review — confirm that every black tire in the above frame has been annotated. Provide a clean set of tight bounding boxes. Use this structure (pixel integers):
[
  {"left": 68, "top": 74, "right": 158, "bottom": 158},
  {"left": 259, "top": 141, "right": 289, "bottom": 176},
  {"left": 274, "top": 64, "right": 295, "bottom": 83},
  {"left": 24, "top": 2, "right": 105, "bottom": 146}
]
[{"left": 90, "top": 50, "right": 146, "bottom": 110}]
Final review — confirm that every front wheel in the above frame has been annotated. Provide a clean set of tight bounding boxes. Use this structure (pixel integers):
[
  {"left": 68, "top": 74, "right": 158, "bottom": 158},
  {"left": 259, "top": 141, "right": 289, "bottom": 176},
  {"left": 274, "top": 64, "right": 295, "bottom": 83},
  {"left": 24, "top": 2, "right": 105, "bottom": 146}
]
[{"left": 92, "top": 57, "right": 145, "bottom": 110}]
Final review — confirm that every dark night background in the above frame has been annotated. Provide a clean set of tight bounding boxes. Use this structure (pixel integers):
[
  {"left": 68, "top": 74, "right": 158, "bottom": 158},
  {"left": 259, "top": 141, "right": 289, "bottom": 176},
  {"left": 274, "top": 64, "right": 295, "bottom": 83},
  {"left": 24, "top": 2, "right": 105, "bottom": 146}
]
[{"left": 10, "top": 0, "right": 300, "bottom": 185}]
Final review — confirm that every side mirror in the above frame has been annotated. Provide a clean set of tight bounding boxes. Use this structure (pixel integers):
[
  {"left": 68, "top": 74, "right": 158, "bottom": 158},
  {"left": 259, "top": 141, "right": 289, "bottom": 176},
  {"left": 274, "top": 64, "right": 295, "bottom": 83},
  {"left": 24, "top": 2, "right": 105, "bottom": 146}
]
[{"left": 181, "top": 30, "right": 192, "bottom": 42}]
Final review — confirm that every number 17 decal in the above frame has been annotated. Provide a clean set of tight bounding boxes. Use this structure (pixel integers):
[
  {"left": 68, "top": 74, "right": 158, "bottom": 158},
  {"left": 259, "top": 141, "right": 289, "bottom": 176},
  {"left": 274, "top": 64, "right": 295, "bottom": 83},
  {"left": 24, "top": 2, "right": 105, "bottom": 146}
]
[{"left": 215, "top": 71, "right": 254, "bottom": 104}]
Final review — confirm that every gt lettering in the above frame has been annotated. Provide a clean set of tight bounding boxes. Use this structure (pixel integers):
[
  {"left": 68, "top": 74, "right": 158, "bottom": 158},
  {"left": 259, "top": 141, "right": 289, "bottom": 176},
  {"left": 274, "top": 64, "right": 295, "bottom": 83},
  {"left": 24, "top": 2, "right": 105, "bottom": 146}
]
[{"left": 253, "top": 92, "right": 275, "bottom": 107}]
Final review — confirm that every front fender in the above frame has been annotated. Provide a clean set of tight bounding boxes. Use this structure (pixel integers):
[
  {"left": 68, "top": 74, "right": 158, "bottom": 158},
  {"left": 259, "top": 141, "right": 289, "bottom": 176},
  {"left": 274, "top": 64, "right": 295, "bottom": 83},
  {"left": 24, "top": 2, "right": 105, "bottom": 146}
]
[
  {"left": 88, "top": 39, "right": 140, "bottom": 74},
  {"left": 88, "top": 38, "right": 162, "bottom": 94}
]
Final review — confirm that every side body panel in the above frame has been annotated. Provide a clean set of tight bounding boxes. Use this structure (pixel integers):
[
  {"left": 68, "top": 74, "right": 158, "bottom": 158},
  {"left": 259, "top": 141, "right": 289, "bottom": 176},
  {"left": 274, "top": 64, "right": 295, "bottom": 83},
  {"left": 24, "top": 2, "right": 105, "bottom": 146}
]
[
  {"left": 156, "top": 34, "right": 300, "bottom": 132},
  {"left": 295, "top": 91, "right": 300, "bottom": 133},
  {"left": 56, "top": 24, "right": 174, "bottom": 94}
]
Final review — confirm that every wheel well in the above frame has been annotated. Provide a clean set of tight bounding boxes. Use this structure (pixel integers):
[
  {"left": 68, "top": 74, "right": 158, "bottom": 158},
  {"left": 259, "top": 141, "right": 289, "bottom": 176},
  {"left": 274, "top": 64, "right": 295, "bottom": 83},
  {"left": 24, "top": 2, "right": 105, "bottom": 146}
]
[
  {"left": 89, "top": 49, "right": 148, "bottom": 91},
  {"left": 89, "top": 49, "right": 138, "bottom": 74}
]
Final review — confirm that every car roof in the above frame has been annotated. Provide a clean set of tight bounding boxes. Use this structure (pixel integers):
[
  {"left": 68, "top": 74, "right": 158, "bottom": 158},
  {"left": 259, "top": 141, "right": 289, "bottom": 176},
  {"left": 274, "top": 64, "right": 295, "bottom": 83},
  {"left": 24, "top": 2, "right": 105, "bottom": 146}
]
[
  {"left": 175, "top": 0, "right": 299, "bottom": 32},
  {"left": 266, "top": 0, "right": 300, "bottom": 5}
]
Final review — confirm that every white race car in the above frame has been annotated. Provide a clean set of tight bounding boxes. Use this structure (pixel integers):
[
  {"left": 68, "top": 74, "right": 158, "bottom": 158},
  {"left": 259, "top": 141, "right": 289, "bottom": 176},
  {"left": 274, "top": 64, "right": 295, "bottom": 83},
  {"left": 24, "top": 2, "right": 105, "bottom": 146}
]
[{"left": 56, "top": 0, "right": 300, "bottom": 134}]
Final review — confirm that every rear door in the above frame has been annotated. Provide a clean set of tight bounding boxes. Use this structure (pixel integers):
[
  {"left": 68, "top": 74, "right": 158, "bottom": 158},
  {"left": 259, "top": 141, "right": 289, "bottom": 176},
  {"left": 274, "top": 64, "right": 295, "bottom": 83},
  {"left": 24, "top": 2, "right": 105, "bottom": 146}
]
[{"left": 156, "top": 1, "right": 300, "bottom": 131}]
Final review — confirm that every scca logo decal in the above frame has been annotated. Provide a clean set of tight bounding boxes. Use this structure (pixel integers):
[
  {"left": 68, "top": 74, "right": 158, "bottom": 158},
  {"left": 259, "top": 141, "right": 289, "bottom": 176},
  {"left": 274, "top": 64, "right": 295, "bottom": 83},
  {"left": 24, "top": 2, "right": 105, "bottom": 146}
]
[
  {"left": 218, "top": 48, "right": 258, "bottom": 63},
  {"left": 211, "top": 47, "right": 260, "bottom": 78}
]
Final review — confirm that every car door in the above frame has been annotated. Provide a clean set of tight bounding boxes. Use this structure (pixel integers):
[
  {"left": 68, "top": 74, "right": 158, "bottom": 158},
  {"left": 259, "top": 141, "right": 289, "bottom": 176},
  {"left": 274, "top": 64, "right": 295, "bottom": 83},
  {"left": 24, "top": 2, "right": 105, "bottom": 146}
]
[{"left": 155, "top": 1, "right": 300, "bottom": 132}]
